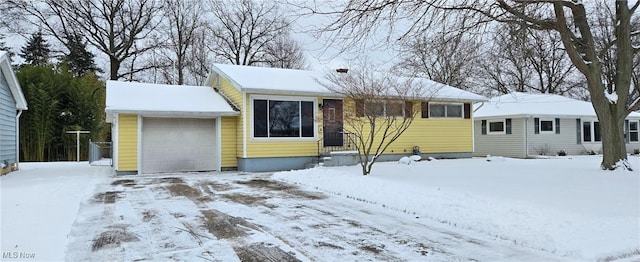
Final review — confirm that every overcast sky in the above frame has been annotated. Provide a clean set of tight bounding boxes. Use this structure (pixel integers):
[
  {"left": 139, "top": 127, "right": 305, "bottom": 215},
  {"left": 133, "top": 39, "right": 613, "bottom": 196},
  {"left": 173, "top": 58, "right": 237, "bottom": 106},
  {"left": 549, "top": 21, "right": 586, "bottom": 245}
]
[{"left": 1, "top": 1, "right": 405, "bottom": 73}]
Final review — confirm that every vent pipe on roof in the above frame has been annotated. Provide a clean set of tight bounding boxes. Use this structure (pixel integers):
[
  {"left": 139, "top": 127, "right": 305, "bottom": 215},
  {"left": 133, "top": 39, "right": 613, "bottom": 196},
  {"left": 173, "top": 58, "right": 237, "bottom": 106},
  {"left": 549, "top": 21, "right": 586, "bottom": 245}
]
[{"left": 336, "top": 68, "right": 348, "bottom": 73}]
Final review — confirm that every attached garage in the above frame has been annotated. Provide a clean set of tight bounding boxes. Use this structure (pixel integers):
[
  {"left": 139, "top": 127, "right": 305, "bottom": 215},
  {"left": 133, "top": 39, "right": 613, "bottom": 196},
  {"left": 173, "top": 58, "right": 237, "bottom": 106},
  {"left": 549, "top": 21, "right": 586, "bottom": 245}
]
[
  {"left": 105, "top": 81, "right": 239, "bottom": 175},
  {"left": 141, "top": 118, "right": 217, "bottom": 173}
]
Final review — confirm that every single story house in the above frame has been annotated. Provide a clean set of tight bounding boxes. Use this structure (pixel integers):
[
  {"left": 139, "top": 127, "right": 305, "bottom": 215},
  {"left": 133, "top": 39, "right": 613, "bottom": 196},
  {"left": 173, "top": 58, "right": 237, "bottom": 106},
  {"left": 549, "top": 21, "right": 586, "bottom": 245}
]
[
  {"left": 473, "top": 92, "right": 640, "bottom": 158},
  {"left": 0, "top": 51, "right": 28, "bottom": 174},
  {"left": 106, "top": 64, "right": 487, "bottom": 174}
]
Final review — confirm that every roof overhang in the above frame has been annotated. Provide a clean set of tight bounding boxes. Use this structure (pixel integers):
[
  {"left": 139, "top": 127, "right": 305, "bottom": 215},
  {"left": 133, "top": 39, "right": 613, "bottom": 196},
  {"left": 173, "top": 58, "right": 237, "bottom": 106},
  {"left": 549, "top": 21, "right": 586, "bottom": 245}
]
[
  {"left": 105, "top": 109, "right": 240, "bottom": 123},
  {"left": 474, "top": 114, "right": 640, "bottom": 120},
  {"left": 105, "top": 80, "right": 239, "bottom": 123},
  {"left": 0, "top": 52, "right": 27, "bottom": 110}
]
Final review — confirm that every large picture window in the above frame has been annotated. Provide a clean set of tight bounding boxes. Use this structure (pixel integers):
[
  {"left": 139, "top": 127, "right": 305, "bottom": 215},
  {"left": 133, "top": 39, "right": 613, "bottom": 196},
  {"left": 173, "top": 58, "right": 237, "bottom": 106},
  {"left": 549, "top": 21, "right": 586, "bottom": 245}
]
[
  {"left": 428, "top": 103, "right": 463, "bottom": 118},
  {"left": 253, "top": 98, "right": 314, "bottom": 138}
]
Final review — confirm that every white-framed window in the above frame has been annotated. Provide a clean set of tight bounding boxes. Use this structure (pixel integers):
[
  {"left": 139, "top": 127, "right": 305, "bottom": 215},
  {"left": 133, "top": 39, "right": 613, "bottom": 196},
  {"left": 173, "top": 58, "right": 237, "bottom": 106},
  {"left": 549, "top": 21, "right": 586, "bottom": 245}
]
[
  {"left": 582, "top": 120, "right": 601, "bottom": 142},
  {"left": 481, "top": 118, "right": 511, "bottom": 135},
  {"left": 539, "top": 118, "right": 555, "bottom": 133},
  {"left": 251, "top": 96, "right": 316, "bottom": 139},
  {"left": 429, "top": 103, "right": 463, "bottom": 118},
  {"left": 488, "top": 120, "right": 506, "bottom": 134},
  {"left": 629, "top": 121, "right": 639, "bottom": 142},
  {"left": 365, "top": 100, "right": 404, "bottom": 117}
]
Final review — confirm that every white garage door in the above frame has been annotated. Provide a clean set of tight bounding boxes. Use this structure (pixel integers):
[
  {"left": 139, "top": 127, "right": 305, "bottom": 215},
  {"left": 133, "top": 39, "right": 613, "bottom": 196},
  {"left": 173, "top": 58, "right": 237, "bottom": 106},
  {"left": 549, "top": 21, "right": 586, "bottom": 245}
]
[{"left": 142, "top": 118, "right": 216, "bottom": 173}]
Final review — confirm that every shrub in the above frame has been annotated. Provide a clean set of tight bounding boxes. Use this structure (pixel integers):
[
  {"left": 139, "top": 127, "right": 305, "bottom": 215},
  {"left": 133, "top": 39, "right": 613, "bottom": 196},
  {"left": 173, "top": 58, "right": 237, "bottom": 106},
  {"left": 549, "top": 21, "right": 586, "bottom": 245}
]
[
  {"left": 633, "top": 149, "right": 640, "bottom": 155},
  {"left": 557, "top": 150, "right": 567, "bottom": 156},
  {"left": 534, "top": 144, "right": 551, "bottom": 155},
  {"left": 586, "top": 150, "right": 597, "bottom": 155}
]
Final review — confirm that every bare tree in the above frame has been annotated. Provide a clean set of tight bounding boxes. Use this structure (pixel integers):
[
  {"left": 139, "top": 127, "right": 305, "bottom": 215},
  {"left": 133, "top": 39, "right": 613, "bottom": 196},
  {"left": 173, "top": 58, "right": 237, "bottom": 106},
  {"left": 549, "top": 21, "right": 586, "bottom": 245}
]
[
  {"left": 526, "top": 29, "right": 584, "bottom": 96},
  {"left": 264, "top": 33, "right": 308, "bottom": 69},
  {"left": 154, "top": 0, "right": 206, "bottom": 85},
  {"left": 7, "top": 0, "right": 162, "bottom": 80},
  {"left": 394, "top": 18, "right": 481, "bottom": 91},
  {"left": 311, "top": 0, "right": 639, "bottom": 171},
  {"left": 207, "top": 0, "right": 291, "bottom": 66},
  {"left": 319, "top": 63, "right": 428, "bottom": 176},
  {"left": 480, "top": 24, "right": 534, "bottom": 95},
  {"left": 188, "top": 26, "right": 217, "bottom": 85},
  {"left": 479, "top": 23, "right": 584, "bottom": 97},
  {"left": 493, "top": 1, "right": 638, "bottom": 170}
]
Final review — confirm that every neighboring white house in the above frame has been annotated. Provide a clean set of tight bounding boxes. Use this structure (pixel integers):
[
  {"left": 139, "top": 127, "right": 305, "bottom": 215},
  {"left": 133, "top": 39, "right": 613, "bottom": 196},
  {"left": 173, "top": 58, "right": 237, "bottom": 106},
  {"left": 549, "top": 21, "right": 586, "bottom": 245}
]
[
  {"left": 0, "top": 51, "right": 28, "bottom": 173},
  {"left": 473, "top": 92, "right": 640, "bottom": 158}
]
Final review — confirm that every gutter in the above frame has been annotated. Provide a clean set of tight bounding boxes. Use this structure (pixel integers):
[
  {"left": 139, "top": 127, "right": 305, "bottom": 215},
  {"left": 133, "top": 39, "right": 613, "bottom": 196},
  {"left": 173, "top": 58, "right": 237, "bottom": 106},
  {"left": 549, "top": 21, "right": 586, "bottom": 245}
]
[
  {"left": 524, "top": 116, "right": 529, "bottom": 158},
  {"left": 105, "top": 110, "right": 241, "bottom": 117},
  {"left": 15, "top": 109, "right": 22, "bottom": 168}
]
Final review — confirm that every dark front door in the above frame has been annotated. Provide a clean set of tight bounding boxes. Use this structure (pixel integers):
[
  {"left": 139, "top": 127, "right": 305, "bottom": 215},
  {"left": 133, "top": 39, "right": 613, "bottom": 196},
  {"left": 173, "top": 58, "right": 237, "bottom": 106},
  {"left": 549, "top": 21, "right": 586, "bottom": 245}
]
[{"left": 323, "top": 99, "right": 344, "bottom": 147}]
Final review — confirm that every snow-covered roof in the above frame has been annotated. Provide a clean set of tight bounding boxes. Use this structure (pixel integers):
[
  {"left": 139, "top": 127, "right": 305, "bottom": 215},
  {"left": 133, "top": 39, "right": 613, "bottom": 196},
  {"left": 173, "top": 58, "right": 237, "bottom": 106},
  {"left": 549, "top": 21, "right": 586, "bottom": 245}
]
[
  {"left": 105, "top": 81, "right": 238, "bottom": 122},
  {"left": 474, "top": 92, "right": 640, "bottom": 119},
  {"left": 0, "top": 51, "right": 27, "bottom": 110},
  {"left": 210, "top": 63, "right": 330, "bottom": 96},
  {"left": 208, "top": 63, "right": 487, "bottom": 102},
  {"left": 410, "top": 77, "right": 488, "bottom": 102}
]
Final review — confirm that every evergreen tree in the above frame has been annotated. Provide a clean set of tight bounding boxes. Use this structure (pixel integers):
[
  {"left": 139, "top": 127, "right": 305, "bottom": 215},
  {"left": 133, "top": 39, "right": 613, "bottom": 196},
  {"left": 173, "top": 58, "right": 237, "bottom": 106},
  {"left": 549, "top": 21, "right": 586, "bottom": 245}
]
[
  {"left": 20, "top": 32, "right": 51, "bottom": 65},
  {"left": 63, "top": 33, "right": 101, "bottom": 76},
  {"left": 17, "top": 64, "right": 105, "bottom": 161}
]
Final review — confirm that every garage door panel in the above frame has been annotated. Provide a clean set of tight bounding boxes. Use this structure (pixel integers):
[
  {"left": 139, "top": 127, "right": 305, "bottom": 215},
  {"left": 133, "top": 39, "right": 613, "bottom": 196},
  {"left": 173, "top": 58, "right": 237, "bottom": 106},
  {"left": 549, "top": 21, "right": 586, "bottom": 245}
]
[{"left": 142, "top": 118, "right": 217, "bottom": 173}]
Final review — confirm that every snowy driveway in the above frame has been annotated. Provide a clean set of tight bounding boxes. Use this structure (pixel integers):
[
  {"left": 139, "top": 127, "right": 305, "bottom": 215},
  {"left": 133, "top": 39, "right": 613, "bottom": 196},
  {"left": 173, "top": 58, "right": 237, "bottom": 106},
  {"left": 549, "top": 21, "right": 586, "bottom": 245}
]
[{"left": 64, "top": 172, "right": 563, "bottom": 261}]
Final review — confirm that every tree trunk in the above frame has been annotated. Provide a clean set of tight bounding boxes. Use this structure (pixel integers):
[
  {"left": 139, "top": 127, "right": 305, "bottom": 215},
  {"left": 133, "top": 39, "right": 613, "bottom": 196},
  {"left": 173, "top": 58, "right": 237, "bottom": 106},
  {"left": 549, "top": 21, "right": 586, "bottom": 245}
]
[
  {"left": 590, "top": 78, "right": 630, "bottom": 170},
  {"left": 110, "top": 56, "right": 120, "bottom": 80},
  {"left": 596, "top": 107, "right": 628, "bottom": 170}
]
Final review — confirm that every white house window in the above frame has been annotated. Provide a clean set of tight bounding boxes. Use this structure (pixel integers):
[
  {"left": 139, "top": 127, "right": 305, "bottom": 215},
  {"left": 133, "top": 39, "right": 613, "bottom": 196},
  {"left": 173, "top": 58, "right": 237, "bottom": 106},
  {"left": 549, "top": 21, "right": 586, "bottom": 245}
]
[
  {"left": 583, "top": 121, "right": 602, "bottom": 142},
  {"left": 630, "top": 121, "right": 639, "bottom": 142},
  {"left": 429, "top": 103, "right": 463, "bottom": 118},
  {"left": 489, "top": 120, "right": 505, "bottom": 134},
  {"left": 540, "top": 119, "right": 554, "bottom": 133},
  {"left": 253, "top": 98, "right": 315, "bottom": 138},
  {"left": 365, "top": 100, "right": 404, "bottom": 117}
]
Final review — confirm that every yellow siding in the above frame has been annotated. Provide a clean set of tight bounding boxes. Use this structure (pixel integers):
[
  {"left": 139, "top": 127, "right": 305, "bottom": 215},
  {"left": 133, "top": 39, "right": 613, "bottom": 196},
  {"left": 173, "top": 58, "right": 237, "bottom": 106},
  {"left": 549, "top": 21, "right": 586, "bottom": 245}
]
[
  {"left": 237, "top": 114, "right": 244, "bottom": 157},
  {"left": 240, "top": 94, "right": 472, "bottom": 159},
  {"left": 395, "top": 118, "right": 473, "bottom": 153},
  {"left": 343, "top": 99, "right": 473, "bottom": 154},
  {"left": 246, "top": 141, "right": 319, "bottom": 158},
  {"left": 117, "top": 114, "right": 138, "bottom": 171},
  {"left": 220, "top": 116, "right": 238, "bottom": 168},
  {"left": 218, "top": 77, "right": 243, "bottom": 110}
]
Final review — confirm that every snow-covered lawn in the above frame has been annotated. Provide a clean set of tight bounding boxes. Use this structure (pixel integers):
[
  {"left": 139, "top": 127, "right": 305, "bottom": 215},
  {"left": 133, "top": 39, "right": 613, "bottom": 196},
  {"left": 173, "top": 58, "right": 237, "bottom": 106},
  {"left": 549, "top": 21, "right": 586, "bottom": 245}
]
[
  {"left": 274, "top": 155, "right": 640, "bottom": 261},
  {"left": 1, "top": 156, "right": 638, "bottom": 261},
  {"left": 1, "top": 162, "right": 111, "bottom": 261}
]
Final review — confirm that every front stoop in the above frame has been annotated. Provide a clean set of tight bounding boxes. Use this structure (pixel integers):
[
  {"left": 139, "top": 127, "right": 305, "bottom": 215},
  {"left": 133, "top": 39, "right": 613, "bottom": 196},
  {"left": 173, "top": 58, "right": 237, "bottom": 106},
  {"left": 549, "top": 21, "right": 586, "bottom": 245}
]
[{"left": 323, "top": 151, "right": 359, "bottom": 167}]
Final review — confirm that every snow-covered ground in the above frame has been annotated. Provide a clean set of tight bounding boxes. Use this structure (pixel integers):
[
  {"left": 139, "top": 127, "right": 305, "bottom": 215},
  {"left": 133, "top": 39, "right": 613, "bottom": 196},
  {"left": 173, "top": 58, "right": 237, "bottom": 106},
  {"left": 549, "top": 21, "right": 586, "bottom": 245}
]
[
  {"left": 274, "top": 155, "right": 640, "bottom": 261},
  {"left": 1, "top": 162, "right": 111, "bottom": 261},
  {"left": 1, "top": 156, "right": 638, "bottom": 261}
]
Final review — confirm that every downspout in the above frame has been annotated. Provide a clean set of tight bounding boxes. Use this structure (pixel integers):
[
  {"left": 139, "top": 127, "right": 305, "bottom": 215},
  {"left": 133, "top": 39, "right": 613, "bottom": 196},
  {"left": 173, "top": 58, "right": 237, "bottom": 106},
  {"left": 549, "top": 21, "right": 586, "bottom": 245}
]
[
  {"left": 524, "top": 117, "right": 529, "bottom": 158},
  {"left": 473, "top": 102, "right": 485, "bottom": 113},
  {"left": 15, "top": 109, "right": 23, "bottom": 169},
  {"left": 472, "top": 102, "right": 484, "bottom": 156}
]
